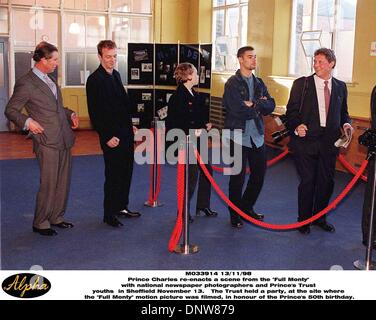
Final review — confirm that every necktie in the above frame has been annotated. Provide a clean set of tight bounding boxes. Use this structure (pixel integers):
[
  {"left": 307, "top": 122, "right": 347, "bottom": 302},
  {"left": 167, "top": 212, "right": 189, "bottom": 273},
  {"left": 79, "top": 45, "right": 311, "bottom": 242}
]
[
  {"left": 324, "top": 80, "right": 330, "bottom": 117},
  {"left": 44, "top": 75, "right": 57, "bottom": 99}
]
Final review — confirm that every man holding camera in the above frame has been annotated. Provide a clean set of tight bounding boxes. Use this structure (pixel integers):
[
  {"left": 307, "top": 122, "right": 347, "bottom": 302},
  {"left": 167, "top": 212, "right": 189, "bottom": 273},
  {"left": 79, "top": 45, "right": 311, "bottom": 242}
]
[{"left": 286, "top": 48, "right": 353, "bottom": 234}]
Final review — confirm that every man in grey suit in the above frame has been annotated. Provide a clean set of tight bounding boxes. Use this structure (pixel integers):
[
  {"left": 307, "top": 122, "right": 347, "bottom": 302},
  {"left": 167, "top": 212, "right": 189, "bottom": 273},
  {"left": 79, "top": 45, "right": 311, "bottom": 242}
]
[{"left": 5, "top": 41, "right": 79, "bottom": 236}]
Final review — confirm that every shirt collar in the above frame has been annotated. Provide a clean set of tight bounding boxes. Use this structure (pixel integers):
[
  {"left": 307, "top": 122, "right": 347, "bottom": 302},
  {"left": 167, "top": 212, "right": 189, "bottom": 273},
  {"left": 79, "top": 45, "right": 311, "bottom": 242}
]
[
  {"left": 99, "top": 64, "right": 114, "bottom": 76},
  {"left": 314, "top": 74, "right": 332, "bottom": 84},
  {"left": 32, "top": 66, "right": 47, "bottom": 79}
]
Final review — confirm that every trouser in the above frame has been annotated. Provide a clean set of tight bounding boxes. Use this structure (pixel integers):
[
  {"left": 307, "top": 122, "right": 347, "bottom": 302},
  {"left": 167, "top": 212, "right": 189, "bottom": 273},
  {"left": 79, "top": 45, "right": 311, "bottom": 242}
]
[
  {"left": 187, "top": 162, "right": 212, "bottom": 211},
  {"left": 34, "top": 145, "right": 72, "bottom": 229},
  {"left": 228, "top": 142, "right": 266, "bottom": 221},
  {"left": 103, "top": 143, "right": 134, "bottom": 218},
  {"left": 293, "top": 147, "right": 337, "bottom": 223}
]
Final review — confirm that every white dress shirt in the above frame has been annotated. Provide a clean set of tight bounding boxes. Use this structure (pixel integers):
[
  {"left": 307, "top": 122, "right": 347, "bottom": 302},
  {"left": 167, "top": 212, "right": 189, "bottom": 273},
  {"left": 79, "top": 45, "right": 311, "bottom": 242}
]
[{"left": 314, "top": 74, "right": 332, "bottom": 127}]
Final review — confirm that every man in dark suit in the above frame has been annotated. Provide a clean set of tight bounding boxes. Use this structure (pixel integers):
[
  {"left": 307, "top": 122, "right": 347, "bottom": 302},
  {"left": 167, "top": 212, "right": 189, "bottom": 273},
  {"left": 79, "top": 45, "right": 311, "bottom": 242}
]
[
  {"left": 86, "top": 40, "right": 140, "bottom": 228},
  {"left": 5, "top": 41, "right": 79, "bottom": 236},
  {"left": 286, "top": 48, "right": 353, "bottom": 234}
]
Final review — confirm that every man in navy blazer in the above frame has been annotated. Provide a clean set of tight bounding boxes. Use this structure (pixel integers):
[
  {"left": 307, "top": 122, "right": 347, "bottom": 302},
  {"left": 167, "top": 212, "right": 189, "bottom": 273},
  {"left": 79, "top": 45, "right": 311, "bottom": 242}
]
[{"left": 286, "top": 48, "right": 353, "bottom": 234}]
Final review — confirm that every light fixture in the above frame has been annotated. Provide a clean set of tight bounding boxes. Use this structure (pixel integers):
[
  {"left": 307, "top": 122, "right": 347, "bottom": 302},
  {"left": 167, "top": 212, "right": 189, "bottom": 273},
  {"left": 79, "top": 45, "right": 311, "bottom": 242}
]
[
  {"left": 69, "top": 0, "right": 80, "bottom": 34},
  {"left": 69, "top": 21, "right": 80, "bottom": 34},
  {"left": 99, "top": 16, "right": 105, "bottom": 27}
]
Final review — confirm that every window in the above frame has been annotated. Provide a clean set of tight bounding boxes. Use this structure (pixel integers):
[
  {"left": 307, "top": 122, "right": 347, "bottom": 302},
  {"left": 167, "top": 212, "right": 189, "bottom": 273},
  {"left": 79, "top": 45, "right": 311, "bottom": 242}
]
[
  {"left": 6, "top": 0, "right": 152, "bottom": 86},
  {"left": 212, "top": 0, "right": 248, "bottom": 71},
  {"left": 0, "top": 7, "right": 8, "bottom": 34},
  {"left": 12, "top": 8, "right": 58, "bottom": 81},
  {"left": 290, "top": 0, "right": 357, "bottom": 82},
  {"left": 64, "top": 14, "right": 106, "bottom": 85}
]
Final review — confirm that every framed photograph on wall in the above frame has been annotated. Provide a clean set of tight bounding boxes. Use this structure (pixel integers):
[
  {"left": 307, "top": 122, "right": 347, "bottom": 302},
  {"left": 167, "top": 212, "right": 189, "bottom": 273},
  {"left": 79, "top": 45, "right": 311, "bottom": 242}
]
[
  {"left": 127, "top": 89, "right": 154, "bottom": 128},
  {"left": 128, "top": 43, "right": 154, "bottom": 85},
  {"left": 199, "top": 44, "right": 212, "bottom": 89},
  {"left": 155, "top": 89, "right": 175, "bottom": 120}
]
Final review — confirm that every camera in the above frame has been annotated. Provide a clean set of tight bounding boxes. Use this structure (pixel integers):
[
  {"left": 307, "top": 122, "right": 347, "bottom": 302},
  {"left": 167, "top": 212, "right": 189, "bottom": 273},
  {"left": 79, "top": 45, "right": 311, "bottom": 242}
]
[
  {"left": 359, "top": 129, "right": 376, "bottom": 149},
  {"left": 271, "top": 114, "right": 290, "bottom": 143}
]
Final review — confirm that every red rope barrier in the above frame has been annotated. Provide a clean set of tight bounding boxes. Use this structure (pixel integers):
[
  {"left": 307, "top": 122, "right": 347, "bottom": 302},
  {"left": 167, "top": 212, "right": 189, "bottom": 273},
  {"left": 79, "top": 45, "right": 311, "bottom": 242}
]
[
  {"left": 168, "top": 148, "right": 185, "bottom": 252},
  {"left": 147, "top": 128, "right": 162, "bottom": 204},
  {"left": 195, "top": 149, "right": 368, "bottom": 230},
  {"left": 211, "top": 148, "right": 289, "bottom": 173},
  {"left": 337, "top": 154, "right": 367, "bottom": 182},
  {"left": 148, "top": 163, "right": 154, "bottom": 204}
]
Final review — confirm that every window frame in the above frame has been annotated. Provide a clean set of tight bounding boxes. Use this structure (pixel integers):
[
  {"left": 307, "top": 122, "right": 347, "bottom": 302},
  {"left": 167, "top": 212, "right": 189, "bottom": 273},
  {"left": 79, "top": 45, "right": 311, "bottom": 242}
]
[
  {"left": 212, "top": 0, "right": 248, "bottom": 72},
  {"left": 6, "top": 0, "right": 153, "bottom": 88}
]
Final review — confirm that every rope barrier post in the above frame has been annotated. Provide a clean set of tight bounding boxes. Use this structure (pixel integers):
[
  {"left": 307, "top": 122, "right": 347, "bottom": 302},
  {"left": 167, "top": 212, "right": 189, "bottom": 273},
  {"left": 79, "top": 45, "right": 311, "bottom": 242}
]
[
  {"left": 174, "top": 135, "right": 199, "bottom": 255},
  {"left": 354, "top": 151, "right": 376, "bottom": 270},
  {"left": 144, "top": 117, "right": 163, "bottom": 208}
]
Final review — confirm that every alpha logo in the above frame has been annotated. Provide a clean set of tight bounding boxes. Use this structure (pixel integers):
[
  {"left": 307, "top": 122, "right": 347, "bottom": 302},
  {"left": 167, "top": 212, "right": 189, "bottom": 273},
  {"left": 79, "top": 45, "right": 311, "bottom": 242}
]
[{"left": 2, "top": 273, "right": 51, "bottom": 298}]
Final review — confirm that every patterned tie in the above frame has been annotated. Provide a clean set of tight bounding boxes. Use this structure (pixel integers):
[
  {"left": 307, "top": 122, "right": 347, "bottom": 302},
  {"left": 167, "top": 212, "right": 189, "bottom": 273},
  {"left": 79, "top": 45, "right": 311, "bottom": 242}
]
[
  {"left": 324, "top": 80, "right": 330, "bottom": 117},
  {"left": 44, "top": 75, "right": 57, "bottom": 99}
]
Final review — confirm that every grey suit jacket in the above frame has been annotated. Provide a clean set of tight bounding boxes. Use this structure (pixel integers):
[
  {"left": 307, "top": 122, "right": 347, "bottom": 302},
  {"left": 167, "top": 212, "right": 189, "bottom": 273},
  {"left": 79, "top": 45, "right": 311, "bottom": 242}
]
[{"left": 5, "top": 70, "right": 75, "bottom": 150}]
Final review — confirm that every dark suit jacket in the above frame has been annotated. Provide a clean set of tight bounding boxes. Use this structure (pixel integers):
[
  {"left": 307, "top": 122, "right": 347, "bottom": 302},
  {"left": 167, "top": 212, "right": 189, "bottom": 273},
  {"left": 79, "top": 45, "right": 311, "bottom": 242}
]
[
  {"left": 286, "top": 74, "right": 351, "bottom": 154},
  {"left": 86, "top": 65, "right": 133, "bottom": 151},
  {"left": 5, "top": 70, "right": 75, "bottom": 150},
  {"left": 166, "top": 84, "right": 208, "bottom": 135}
]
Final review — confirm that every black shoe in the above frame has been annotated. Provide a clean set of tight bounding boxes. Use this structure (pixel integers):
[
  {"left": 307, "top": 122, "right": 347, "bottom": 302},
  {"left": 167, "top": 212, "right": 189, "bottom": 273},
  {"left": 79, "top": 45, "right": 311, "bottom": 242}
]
[
  {"left": 298, "top": 225, "right": 311, "bottom": 234},
  {"left": 118, "top": 208, "right": 141, "bottom": 218},
  {"left": 244, "top": 209, "right": 264, "bottom": 221},
  {"left": 196, "top": 208, "right": 218, "bottom": 217},
  {"left": 362, "top": 240, "right": 376, "bottom": 249},
  {"left": 51, "top": 221, "right": 74, "bottom": 229},
  {"left": 231, "top": 218, "right": 243, "bottom": 229},
  {"left": 32, "top": 227, "right": 58, "bottom": 236},
  {"left": 103, "top": 216, "right": 124, "bottom": 227},
  {"left": 313, "top": 221, "right": 335, "bottom": 233}
]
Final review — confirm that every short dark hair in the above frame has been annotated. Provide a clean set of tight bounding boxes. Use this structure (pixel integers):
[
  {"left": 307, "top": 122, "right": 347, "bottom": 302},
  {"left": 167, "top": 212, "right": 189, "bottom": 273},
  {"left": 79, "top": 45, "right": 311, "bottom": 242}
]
[
  {"left": 314, "top": 47, "right": 336, "bottom": 68},
  {"left": 32, "top": 42, "right": 58, "bottom": 62},
  {"left": 97, "top": 40, "right": 117, "bottom": 56},
  {"left": 237, "top": 46, "right": 255, "bottom": 58},
  {"left": 174, "top": 63, "right": 196, "bottom": 84}
]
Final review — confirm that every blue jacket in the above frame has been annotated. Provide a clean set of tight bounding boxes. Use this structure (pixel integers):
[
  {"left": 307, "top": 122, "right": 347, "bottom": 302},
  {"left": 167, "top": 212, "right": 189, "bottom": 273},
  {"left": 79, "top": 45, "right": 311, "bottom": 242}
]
[{"left": 223, "top": 70, "right": 275, "bottom": 134}]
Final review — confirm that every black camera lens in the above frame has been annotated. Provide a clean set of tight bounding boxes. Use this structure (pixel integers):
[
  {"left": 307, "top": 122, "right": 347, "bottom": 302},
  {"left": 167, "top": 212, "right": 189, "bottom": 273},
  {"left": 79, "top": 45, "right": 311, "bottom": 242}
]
[{"left": 272, "top": 128, "right": 290, "bottom": 143}]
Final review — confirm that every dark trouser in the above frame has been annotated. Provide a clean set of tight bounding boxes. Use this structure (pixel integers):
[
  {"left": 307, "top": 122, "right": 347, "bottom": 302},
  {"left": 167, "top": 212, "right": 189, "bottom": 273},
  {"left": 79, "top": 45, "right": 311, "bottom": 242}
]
[
  {"left": 103, "top": 142, "right": 134, "bottom": 218},
  {"left": 362, "top": 158, "right": 376, "bottom": 243},
  {"left": 34, "top": 145, "right": 72, "bottom": 229},
  {"left": 293, "top": 145, "right": 337, "bottom": 223},
  {"left": 228, "top": 142, "right": 266, "bottom": 222},
  {"left": 188, "top": 162, "right": 213, "bottom": 211}
]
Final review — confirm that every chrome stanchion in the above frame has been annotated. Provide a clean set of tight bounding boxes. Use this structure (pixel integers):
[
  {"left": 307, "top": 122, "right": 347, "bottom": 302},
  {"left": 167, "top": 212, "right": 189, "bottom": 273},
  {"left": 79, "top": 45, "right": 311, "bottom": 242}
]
[
  {"left": 354, "top": 152, "right": 376, "bottom": 270},
  {"left": 144, "top": 117, "right": 163, "bottom": 207},
  {"left": 175, "top": 135, "right": 199, "bottom": 255}
]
